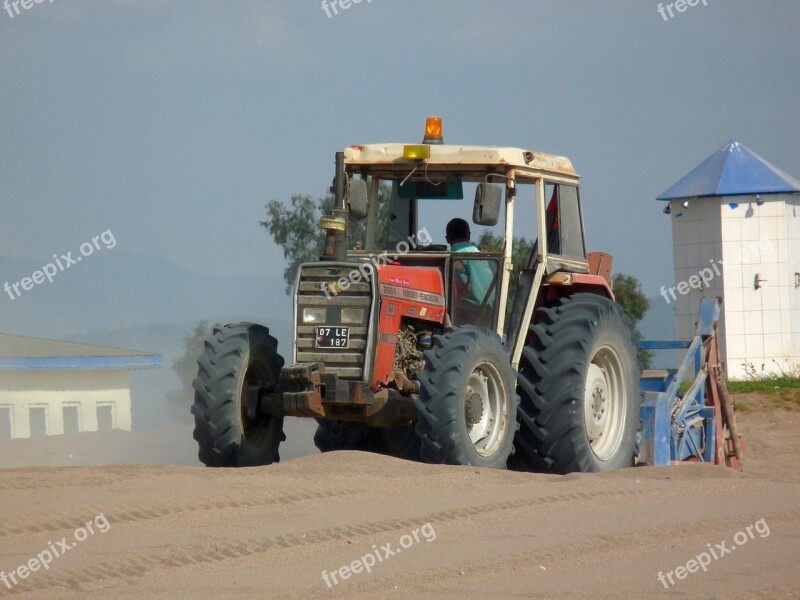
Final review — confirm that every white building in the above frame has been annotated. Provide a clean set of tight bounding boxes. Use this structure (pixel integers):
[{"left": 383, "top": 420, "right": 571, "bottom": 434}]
[
  {"left": 658, "top": 140, "right": 800, "bottom": 380},
  {"left": 0, "top": 334, "right": 161, "bottom": 440}
]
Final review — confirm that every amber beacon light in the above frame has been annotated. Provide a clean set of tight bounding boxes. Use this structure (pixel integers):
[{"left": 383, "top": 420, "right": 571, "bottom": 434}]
[{"left": 422, "top": 116, "right": 444, "bottom": 144}]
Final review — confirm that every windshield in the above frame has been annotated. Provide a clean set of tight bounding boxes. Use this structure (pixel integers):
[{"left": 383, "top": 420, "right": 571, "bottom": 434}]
[{"left": 344, "top": 171, "right": 508, "bottom": 254}]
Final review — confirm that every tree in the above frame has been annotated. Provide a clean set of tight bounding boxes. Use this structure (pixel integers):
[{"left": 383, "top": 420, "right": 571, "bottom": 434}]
[
  {"left": 167, "top": 320, "right": 221, "bottom": 418},
  {"left": 262, "top": 183, "right": 391, "bottom": 294},
  {"left": 612, "top": 273, "right": 652, "bottom": 369},
  {"left": 476, "top": 230, "right": 534, "bottom": 274},
  {"left": 262, "top": 194, "right": 329, "bottom": 295}
]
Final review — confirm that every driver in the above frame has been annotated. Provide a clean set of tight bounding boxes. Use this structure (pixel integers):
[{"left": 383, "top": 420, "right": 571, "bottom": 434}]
[{"left": 445, "top": 218, "right": 494, "bottom": 308}]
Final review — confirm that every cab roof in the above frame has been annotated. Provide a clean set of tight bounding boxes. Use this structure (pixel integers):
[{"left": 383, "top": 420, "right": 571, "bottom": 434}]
[{"left": 343, "top": 143, "right": 578, "bottom": 180}]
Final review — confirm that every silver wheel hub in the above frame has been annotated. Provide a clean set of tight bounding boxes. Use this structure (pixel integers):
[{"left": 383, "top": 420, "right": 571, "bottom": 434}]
[
  {"left": 465, "top": 388, "right": 484, "bottom": 425},
  {"left": 591, "top": 378, "right": 607, "bottom": 423},
  {"left": 583, "top": 347, "right": 627, "bottom": 461},
  {"left": 465, "top": 363, "right": 509, "bottom": 458}
]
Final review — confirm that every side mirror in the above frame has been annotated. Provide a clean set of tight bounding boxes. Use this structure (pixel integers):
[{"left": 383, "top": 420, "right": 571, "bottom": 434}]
[
  {"left": 473, "top": 183, "right": 502, "bottom": 226},
  {"left": 348, "top": 179, "right": 368, "bottom": 221}
]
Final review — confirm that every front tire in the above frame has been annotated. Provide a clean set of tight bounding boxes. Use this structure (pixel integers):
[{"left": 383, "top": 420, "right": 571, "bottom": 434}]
[
  {"left": 192, "top": 323, "right": 285, "bottom": 467},
  {"left": 415, "top": 326, "right": 518, "bottom": 469},
  {"left": 512, "top": 293, "right": 641, "bottom": 473}
]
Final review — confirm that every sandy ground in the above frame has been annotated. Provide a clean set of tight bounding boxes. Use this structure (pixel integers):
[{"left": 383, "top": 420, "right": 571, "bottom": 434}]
[{"left": 0, "top": 408, "right": 798, "bottom": 599}]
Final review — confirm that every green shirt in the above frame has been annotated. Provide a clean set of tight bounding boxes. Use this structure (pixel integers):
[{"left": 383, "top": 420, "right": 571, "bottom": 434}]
[{"left": 451, "top": 242, "right": 494, "bottom": 305}]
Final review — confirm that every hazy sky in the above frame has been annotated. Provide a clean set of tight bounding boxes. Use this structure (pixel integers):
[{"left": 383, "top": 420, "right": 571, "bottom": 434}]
[{"left": 2, "top": 0, "right": 798, "bottom": 313}]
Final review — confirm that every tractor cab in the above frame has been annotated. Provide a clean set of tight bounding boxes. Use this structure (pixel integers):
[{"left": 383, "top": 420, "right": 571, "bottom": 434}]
[{"left": 323, "top": 117, "right": 599, "bottom": 345}]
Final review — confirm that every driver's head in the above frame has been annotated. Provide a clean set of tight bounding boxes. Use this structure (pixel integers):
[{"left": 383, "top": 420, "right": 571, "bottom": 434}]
[{"left": 445, "top": 218, "right": 471, "bottom": 246}]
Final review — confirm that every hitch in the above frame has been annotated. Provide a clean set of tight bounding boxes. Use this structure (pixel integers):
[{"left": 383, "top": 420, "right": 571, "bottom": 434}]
[{"left": 245, "top": 385, "right": 284, "bottom": 425}]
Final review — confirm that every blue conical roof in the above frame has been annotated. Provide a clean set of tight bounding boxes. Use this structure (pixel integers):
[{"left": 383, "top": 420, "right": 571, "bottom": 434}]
[{"left": 657, "top": 139, "right": 800, "bottom": 201}]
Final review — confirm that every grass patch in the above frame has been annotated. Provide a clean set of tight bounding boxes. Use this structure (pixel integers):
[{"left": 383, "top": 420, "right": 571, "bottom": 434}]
[{"left": 726, "top": 376, "right": 800, "bottom": 394}]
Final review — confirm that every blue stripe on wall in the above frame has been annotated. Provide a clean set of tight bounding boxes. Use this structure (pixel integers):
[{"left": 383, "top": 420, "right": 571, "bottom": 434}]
[{"left": 0, "top": 355, "right": 162, "bottom": 371}]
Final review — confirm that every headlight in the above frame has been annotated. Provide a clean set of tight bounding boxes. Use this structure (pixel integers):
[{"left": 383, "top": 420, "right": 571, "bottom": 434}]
[
  {"left": 302, "top": 307, "right": 327, "bottom": 323},
  {"left": 340, "top": 308, "right": 364, "bottom": 324}
]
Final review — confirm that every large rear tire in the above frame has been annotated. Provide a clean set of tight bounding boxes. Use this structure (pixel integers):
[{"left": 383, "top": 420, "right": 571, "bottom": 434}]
[
  {"left": 415, "top": 326, "right": 518, "bottom": 469},
  {"left": 512, "top": 293, "right": 641, "bottom": 473},
  {"left": 192, "top": 323, "right": 285, "bottom": 467}
]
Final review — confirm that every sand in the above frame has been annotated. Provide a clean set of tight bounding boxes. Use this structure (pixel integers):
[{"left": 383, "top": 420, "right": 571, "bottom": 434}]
[{"left": 0, "top": 407, "right": 798, "bottom": 599}]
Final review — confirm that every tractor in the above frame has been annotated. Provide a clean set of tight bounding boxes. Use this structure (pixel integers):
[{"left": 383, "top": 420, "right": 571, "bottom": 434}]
[{"left": 191, "top": 117, "right": 643, "bottom": 473}]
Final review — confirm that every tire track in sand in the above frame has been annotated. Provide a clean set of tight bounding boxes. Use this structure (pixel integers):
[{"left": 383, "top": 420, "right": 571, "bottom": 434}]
[
  {"left": 6, "top": 485, "right": 701, "bottom": 595},
  {"left": 0, "top": 484, "right": 361, "bottom": 539}
]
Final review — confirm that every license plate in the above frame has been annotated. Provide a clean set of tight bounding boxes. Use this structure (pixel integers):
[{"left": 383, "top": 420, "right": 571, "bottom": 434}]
[{"left": 316, "top": 326, "right": 350, "bottom": 348}]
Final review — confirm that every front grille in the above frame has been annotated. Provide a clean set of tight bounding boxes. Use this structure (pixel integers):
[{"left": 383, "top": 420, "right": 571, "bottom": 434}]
[{"left": 294, "top": 263, "right": 374, "bottom": 381}]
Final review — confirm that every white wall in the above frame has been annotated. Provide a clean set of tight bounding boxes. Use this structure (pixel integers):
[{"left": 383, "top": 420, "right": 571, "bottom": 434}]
[
  {"left": 718, "top": 194, "right": 795, "bottom": 379},
  {"left": 667, "top": 197, "right": 723, "bottom": 342},
  {"left": 668, "top": 194, "right": 799, "bottom": 380},
  {"left": 0, "top": 370, "right": 132, "bottom": 440},
  {"left": 786, "top": 195, "right": 800, "bottom": 370}
]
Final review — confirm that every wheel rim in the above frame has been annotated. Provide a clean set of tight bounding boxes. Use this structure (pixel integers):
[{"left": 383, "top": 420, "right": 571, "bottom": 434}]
[
  {"left": 583, "top": 345, "right": 627, "bottom": 461},
  {"left": 239, "top": 358, "right": 276, "bottom": 455},
  {"left": 464, "top": 361, "right": 508, "bottom": 458}
]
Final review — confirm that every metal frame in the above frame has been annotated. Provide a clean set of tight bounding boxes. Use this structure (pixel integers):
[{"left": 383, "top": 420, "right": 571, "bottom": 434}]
[{"left": 638, "top": 297, "right": 743, "bottom": 470}]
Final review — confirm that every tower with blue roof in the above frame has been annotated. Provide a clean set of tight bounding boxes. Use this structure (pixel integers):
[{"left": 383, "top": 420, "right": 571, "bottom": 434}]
[{"left": 657, "top": 140, "right": 800, "bottom": 380}]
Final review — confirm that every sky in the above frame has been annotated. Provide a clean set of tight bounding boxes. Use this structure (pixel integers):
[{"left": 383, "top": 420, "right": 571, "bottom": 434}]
[{"left": 1, "top": 0, "right": 799, "bottom": 336}]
